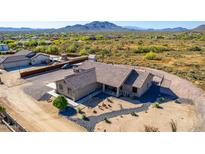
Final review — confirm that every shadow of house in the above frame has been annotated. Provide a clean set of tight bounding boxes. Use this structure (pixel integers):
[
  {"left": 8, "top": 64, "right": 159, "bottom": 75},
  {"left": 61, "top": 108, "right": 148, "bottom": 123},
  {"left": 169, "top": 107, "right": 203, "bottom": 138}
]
[
  {"left": 59, "top": 106, "right": 77, "bottom": 116},
  {"left": 81, "top": 93, "right": 111, "bottom": 108},
  {"left": 120, "top": 84, "right": 178, "bottom": 105}
]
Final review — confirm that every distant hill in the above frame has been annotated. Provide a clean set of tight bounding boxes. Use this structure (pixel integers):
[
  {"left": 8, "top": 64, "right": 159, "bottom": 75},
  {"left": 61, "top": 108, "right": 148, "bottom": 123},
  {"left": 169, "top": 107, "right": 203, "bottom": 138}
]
[
  {"left": 0, "top": 21, "right": 191, "bottom": 32},
  {"left": 57, "top": 21, "right": 129, "bottom": 32},
  {"left": 0, "top": 27, "right": 33, "bottom": 32},
  {"left": 193, "top": 25, "right": 205, "bottom": 31},
  {"left": 124, "top": 26, "right": 188, "bottom": 32}
]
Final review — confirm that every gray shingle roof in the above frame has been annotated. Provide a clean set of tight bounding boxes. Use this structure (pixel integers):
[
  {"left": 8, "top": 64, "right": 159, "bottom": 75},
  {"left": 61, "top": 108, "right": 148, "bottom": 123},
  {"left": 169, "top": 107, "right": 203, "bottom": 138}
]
[
  {"left": 0, "top": 50, "right": 36, "bottom": 64},
  {"left": 79, "top": 61, "right": 133, "bottom": 88},
  {"left": 0, "top": 55, "right": 30, "bottom": 64},
  {"left": 61, "top": 61, "right": 153, "bottom": 90},
  {"left": 14, "top": 50, "right": 36, "bottom": 57},
  {"left": 124, "top": 70, "right": 152, "bottom": 88},
  {"left": 64, "top": 67, "right": 97, "bottom": 90}
]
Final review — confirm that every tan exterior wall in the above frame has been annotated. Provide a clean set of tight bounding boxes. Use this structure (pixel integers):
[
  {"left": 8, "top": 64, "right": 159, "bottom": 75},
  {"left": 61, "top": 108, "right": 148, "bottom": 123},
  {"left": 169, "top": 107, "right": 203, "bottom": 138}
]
[
  {"left": 137, "top": 75, "right": 153, "bottom": 97},
  {"left": 74, "top": 83, "right": 101, "bottom": 101},
  {"left": 121, "top": 74, "right": 153, "bottom": 97},
  {"left": 56, "top": 80, "right": 75, "bottom": 100},
  {"left": 56, "top": 80, "right": 101, "bottom": 101}
]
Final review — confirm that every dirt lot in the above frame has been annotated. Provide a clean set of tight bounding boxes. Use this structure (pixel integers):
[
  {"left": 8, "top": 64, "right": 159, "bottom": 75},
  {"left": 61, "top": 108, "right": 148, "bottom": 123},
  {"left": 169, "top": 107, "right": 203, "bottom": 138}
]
[
  {"left": 95, "top": 101, "right": 201, "bottom": 132},
  {"left": 0, "top": 124, "right": 11, "bottom": 132},
  {"left": 0, "top": 83, "right": 86, "bottom": 132}
]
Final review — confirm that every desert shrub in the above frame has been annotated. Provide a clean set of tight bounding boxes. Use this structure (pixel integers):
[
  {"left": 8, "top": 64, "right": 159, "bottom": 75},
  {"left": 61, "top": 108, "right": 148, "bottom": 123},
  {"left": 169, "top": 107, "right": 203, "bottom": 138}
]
[
  {"left": 66, "top": 43, "right": 78, "bottom": 53},
  {"left": 3, "top": 39, "right": 15, "bottom": 44},
  {"left": 135, "top": 45, "right": 170, "bottom": 53},
  {"left": 144, "top": 51, "right": 158, "bottom": 60},
  {"left": 152, "top": 102, "right": 163, "bottom": 109},
  {"left": 107, "top": 98, "right": 113, "bottom": 103},
  {"left": 79, "top": 49, "right": 88, "bottom": 55},
  {"left": 80, "top": 114, "right": 89, "bottom": 121},
  {"left": 38, "top": 40, "right": 46, "bottom": 45},
  {"left": 93, "top": 110, "right": 97, "bottom": 114},
  {"left": 53, "top": 95, "right": 68, "bottom": 110},
  {"left": 100, "top": 49, "right": 111, "bottom": 56},
  {"left": 131, "top": 112, "right": 138, "bottom": 117},
  {"left": 0, "top": 106, "right": 6, "bottom": 113},
  {"left": 137, "top": 40, "right": 144, "bottom": 46},
  {"left": 77, "top": 108, "right": 84, "bottom": 114},
  {"left": 104, "top": 117, "right": 111, "bottom": 124},
  {"left": 24, "top": 40, "right": 38, "bottom": 47},
  {"left": 88, "top": 48, "right": 96, "bottom": 54},
  {"left": 170, "top": 119, "right": 177, "bottom": 132},
  {"left": 158, "top": 97, "right": 165, "bottom": 103},
  {"left": 188, "top": 46, "right": 202, "bottom": 51},
  {"left": 35, "top": 46, "right": 47, "bottom": 52},
  {"left": 8, "top": 42, "right": 17, "bottom": 48},
  {"left": 47, "top": 45, "right": 59, "bottom": 54},
  {"left": 144, "top": 125, "right": 159, "bottom": 132},
  {"left": 175, "top": 99, "right": 181, "bottom": 104}
]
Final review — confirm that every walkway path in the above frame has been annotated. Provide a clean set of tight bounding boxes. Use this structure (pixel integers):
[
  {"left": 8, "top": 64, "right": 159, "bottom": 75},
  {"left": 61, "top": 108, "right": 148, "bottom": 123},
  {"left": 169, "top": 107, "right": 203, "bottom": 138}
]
[{"left": 69, "top": 103, "right": 150, "bottom": 131}]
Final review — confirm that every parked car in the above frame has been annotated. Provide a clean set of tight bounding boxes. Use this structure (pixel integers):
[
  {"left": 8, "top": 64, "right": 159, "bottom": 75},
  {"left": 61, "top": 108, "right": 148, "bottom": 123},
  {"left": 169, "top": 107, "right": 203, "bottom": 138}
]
[{"left": 61, "top": 64, "right": 73, "bottom": 69}]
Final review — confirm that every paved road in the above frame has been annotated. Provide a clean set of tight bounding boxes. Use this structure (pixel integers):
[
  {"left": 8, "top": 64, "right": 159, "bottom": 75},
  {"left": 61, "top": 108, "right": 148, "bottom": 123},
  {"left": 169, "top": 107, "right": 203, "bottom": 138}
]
[{"left": 69, "top": 103, "right": 150, "bottom": 131}]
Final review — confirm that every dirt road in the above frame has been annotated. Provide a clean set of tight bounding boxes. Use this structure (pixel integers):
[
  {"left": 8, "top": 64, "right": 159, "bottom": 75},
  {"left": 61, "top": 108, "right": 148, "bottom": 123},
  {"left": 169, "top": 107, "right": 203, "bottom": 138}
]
[{"left": 0, "top": 84, "right": 86, "bottom": 132}]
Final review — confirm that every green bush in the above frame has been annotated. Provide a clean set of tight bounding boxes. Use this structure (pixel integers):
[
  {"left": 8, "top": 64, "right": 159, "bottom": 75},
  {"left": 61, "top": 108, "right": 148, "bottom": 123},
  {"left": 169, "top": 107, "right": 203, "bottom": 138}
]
[
  {"left": 80, "top": 114, "right": 89, "bottom": 121},
  {"left": 47, "top": 45, "right": 59, "bottom": 54},
  {"left": 38, "top": 40, "right": 46, "bottom": 46},
  {"left": 144, "top": 51, "right": 158, "bottom": 60},
  {"left": 188, "top": 46, "right": 202, "bottom": 51},
  {"left": 79, "top": 49, "right": 88, "bottom": 55},
  {"left": 0, "top": 106, "right": 6, "bottom": 113},
  {"left": 3, "top": 39, "right": 15, "bottom": 44},
  {"left": 66, "top": 44, "right": 78, "bottom": 53},
  {"left": 158, "top": 97, "right": 165, "bottom": 103},
  {"left": 8, "top": 42, "right": 17, "bottom": 48},
  {"left": 35, "top": 46, "right": 47, "bottom": 52},
  {"left": 53, "top": 95, "right": 68, "bottom": 110},
  {"left": 152, "top": 102, "right": 163, "bottom": 109},
  {"left": 24, "top": 40, "right": 38, "bottom": 47},
  {"left": 135, "top": 45, "right": 170, "bottom": 53}
]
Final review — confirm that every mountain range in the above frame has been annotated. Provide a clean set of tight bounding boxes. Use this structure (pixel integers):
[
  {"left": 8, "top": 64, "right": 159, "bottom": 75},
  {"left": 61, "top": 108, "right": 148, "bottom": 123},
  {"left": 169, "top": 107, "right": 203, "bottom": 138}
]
[{"left": 0, "top": 21, "right": 204, "bottom": 32}]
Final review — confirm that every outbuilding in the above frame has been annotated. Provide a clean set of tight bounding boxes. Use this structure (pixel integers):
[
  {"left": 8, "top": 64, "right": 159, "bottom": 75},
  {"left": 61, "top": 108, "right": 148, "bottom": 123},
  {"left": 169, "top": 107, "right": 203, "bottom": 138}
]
[{"left": 31, "top": 53, "right": 50, "bottom": 65}]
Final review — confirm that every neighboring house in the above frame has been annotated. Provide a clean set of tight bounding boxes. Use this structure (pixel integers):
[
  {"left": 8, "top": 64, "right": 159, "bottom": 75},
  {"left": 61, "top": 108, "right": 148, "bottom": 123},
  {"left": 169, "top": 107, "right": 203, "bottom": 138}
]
[
  {"left": 31, "top": 53, "right": 50, "bottom": 65},
  {"left": 56, "top": 61, "right": 154, "bottom": 101},
  {"left": 0, "top": 44, "right": 9, "bottom": 53},
  {"left": 0, "top": 50, "right": 50, "bottom": 70},
  {"left": 0, "top": 55, "right": 30, "bottom": 69}
]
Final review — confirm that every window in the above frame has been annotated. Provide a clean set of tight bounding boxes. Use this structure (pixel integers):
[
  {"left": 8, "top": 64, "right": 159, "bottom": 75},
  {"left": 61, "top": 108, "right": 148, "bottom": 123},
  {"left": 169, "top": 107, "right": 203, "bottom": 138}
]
[
  {"left": 59, "top": 84, "right": 63, "bottom": 90},
  {"left": 132, "top": 87, "right": 138, "bottom": 93},
  {"left": 67, "top": 88, "right": 72, "bottom": 94}
]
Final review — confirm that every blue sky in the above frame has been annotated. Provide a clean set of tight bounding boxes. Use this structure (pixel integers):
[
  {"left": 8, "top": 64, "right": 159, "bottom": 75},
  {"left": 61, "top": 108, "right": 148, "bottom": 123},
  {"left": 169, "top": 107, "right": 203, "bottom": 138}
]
[{"left": 0, "top": 21, "right": 204, "bottom": 29}]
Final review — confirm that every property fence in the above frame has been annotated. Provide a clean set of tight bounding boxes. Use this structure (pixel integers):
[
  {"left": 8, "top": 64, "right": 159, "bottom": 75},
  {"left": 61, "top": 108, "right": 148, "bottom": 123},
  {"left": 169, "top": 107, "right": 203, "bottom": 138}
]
[{"left": 20, "top": 56, "right": 88, "bottom": 78}]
